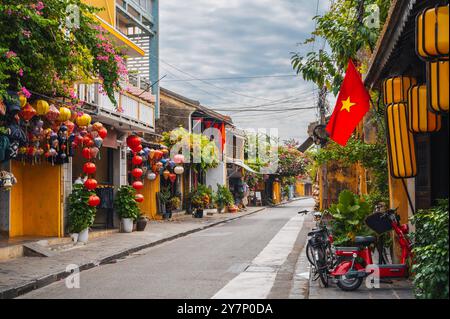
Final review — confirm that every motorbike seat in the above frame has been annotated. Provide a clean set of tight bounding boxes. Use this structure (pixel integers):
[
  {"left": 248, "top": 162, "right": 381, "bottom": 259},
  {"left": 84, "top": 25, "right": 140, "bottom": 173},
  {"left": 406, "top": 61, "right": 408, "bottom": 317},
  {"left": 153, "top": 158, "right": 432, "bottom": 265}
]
[
  {"left": 354, "top": 236, "right": 376, "bottom": 246},
  {"left": 308, "top": 228, "right": 326, "bottom": 236}
]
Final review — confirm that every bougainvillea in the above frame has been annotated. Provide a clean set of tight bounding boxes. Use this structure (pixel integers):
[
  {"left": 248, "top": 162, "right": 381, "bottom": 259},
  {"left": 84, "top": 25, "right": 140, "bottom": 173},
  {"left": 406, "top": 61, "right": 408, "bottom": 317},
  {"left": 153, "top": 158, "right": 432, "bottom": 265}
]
[
  {"left": 0, "top": 0, "right": 127, "bottom": 106},
  {"left": 276, "top": 145, "right": 309, "bottom": 177}
]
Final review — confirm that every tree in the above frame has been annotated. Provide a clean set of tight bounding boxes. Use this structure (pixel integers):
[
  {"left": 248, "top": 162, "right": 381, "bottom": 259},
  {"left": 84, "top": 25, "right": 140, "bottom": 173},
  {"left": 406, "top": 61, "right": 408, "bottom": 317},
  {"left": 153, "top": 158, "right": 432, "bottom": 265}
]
[{"left": 0, "top": 0, "right": 127, "bottom": 106}]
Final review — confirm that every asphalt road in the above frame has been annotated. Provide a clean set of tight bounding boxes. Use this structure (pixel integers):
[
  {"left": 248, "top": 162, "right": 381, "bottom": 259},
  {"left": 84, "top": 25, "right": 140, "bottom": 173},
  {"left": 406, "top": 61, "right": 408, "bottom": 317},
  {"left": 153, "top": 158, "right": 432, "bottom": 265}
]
[{"left": 20, "top": 199, "right": 315, "bottom": 299}]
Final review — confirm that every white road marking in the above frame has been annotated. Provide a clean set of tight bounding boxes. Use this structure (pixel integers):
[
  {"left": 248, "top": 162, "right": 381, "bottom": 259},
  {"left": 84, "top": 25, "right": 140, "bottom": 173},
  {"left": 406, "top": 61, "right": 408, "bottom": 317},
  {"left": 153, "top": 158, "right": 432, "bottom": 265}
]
[{"left": 212, "top": 213, "right": 305, "bottom": 299}]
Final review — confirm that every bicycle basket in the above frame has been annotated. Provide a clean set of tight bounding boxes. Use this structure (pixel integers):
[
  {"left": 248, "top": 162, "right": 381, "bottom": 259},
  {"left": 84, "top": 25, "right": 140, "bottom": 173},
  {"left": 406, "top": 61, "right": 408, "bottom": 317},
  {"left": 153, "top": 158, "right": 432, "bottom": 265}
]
[{"left": 365, "top": 212, "right": 393, "bottom": 234}]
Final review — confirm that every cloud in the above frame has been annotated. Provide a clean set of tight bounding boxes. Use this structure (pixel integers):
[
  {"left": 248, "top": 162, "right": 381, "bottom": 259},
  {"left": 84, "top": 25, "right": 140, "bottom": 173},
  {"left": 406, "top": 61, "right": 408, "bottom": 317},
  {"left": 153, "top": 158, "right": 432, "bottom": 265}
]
[{"left": 159, "top": 0, "right": 333, "bottom": 142}]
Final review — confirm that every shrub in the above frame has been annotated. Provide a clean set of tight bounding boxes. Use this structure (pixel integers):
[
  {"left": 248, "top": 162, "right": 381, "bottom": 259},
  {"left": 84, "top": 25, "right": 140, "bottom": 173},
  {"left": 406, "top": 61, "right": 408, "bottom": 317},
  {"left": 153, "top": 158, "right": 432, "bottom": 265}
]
[
  {"left": 327, "top": 190, "right": 373, "bottom": 246},
  {"left": 167, "top": 197, "right": 181, "bottom": 211},
  {"left": 114, "top": 186, "right": 140, "bottom": 220},
  {"left": 68, "top": 184, "right": 96, "bottom": 233},
  {"left": 410, "top": 200, "right": 449, "bottom": 299},
  {"left": 190, "top": 184, "right": 212, "bottom": 209},
  {"left": 213, "top": 184, "right": 234, "bottom": 209}
]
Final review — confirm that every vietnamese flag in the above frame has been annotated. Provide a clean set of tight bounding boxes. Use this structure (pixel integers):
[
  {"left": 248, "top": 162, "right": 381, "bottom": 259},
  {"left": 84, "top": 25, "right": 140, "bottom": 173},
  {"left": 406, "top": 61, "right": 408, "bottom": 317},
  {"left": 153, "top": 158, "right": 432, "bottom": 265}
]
[{"left": 325, "top": 60, "right": 370, "bottom": 146}]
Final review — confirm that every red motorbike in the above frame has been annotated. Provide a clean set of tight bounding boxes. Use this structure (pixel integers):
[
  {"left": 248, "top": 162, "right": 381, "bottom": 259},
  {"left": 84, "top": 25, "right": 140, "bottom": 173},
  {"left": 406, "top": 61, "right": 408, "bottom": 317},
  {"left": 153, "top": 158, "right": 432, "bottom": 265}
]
[{"left": 331, "top": 208, "right": 412, "bottom": 291}]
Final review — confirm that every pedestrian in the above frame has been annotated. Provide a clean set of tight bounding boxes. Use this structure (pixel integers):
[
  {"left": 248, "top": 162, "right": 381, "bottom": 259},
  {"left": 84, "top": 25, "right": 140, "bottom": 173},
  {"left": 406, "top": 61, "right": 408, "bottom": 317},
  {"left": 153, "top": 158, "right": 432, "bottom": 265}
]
[{"left": 242, "top": 181, "right": 249, "bottom": 210}]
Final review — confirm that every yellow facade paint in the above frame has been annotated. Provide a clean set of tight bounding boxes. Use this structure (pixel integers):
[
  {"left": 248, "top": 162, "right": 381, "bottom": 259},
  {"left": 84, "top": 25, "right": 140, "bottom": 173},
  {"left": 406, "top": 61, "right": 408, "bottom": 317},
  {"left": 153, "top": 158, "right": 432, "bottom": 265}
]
[
  {"left": 138, "top": 175, "right": 162, "bottom": 220},
  {"left": 296, "top": 181, "right": 305, "bottom": 196},
  {"left": 272, "top": 181, "right": 281, "bottom": 204},
  {"left": 10, "top": 161, "right": 62, "bottom": 237}
]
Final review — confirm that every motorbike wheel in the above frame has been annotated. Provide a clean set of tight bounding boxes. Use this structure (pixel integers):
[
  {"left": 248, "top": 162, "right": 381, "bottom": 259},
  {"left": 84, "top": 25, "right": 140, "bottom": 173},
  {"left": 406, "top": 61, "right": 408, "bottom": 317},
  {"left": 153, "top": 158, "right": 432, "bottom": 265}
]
[{"left": 336, "top": 276, "right": 363, "bottom": 291}]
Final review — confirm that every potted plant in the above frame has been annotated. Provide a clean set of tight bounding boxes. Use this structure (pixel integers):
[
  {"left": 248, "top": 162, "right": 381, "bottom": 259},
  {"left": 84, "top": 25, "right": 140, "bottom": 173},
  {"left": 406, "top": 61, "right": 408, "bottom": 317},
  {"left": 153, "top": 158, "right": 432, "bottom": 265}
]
[
  {"left": 114, "top": 185, "right": 140, "bottom": 233},
  {"left": 167, "top": 196, "right": 181, "bottom": 219},
  {"left": 136, "top": 213, "right": 149, "bottom": 231},
  {"left": 68, "top": 184, "right": 97, "bottom": 243},
  {"left": 191, "top": 185, "right": 212, "bottom": 218},
  {"left": 159, "top": 187, "right": 172, "bottom": 219},
  {"left": 213, "top": 184, "right": 234, "bottom": 214}
]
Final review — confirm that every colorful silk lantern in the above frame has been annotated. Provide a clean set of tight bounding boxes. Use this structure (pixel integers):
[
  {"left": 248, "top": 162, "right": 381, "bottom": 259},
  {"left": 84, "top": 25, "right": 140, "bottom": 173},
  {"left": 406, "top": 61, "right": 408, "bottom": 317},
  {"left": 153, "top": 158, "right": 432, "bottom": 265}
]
[
  {"left": 19, "top": 103, "right": 36, "bottom": 121},
  {"left": 64, "top": 120, "right": 75, "bottom": 134},
  {"left": 169, "top": 173, "right": 177, "bottom": 183},
  {"left": 132, "top": 168, "right": 144, "bottom": 178},
  {"left": 132, "top": 155, "right": 143, "bottom": 166},
  {"left": 135, "top": 194, "right": 144, "bottom": 203},
  {"left": 416, "top": 4, "right": 449, "bottom": 60},
  {"left": 386, "top": 103, "right": 417, "bottom": 178},
  {"left": 127, "top": 135, "right": 142, "bottom": 151},
  {"left": 407, "top": 85, "right": 441, "bottom": 133},
  {"left": 147, "top": 172, "right": 157, "bottom": 181},
  {"left": 76, "top": 113, "right": 92, "bottom": 127},
  {"left": 174, "top": 165, "right": 184, "bottom": 175},
  {"left": 58, "top": 107, "right": 72, "bottom": 122},
  {"left": 98, "top": 127, "right": 108, "bottom": 139},
  {"left": 92, "top": 122, "right": 103, "bottom": 131},
  {"left": 19, "top": 94, "right": 27, "bottom": 108},
  {"left": 132, "top": 181, "right": 144, "bottom": 190},
  {"left": 383, "top": 76, "right": 417, "bottom": 105},
  {"left": 46, "top": 104, "right": 60, "bottom": 122},
  {"left": 35, "top": 100, "right": 49, "bottom": 115},
  {"left": 88, "top": 195, "right": 101, "bottom": 207},
  {"left": 154, "top": 150, "right": 164, "bottom": 161},
  {"left": 84, "top": 178, "right": 98, "bottom": 190},
  {"left": 162, "top": 170, "right": 170, "bottom": 180},
  {"left": 83, "top": 162, "right": 97, "bottom": 175},
  {"left": 173, "top": 154, "right": 185, "bottom": 164},
  {"left": 427, "top": 60, "right": 449, "bottom": 113},
  {"left": 90, "top": 147, "right": 100, "bottom": 159}
]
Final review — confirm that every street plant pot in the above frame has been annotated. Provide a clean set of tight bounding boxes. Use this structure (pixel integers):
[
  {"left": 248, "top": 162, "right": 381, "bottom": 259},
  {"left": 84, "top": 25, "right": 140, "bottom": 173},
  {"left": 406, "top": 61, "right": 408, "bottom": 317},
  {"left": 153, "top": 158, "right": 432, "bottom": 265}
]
[
  {"left": 194, "top": 208, "right": 204, "bottom": 218},
  {"left": 71, "top": 233, "right": 79, "bottom": 243},
  {"left": 136, "top": 217, "right": 148, "bottom": 231},
  {"left": 217, "top": 207, "right": 223, "bottom": 214},
  {"left": 122, "top": 218, "right": 134, "bottom": 233},
  {"left": 78, "top": 228, "right": 89, "bottom": 243},
  {"left": 164, "top": 210, "right": 173, "bottom": 220}
]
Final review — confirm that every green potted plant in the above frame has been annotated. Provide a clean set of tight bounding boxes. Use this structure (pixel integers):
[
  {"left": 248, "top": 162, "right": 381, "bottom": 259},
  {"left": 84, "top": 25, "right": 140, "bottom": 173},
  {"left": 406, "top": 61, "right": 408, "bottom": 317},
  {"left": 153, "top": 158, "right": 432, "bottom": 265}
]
[
  {"left": 213, "top": 184, "right": 234, "bottom": 214},
  {"left": 191, "top": 185, "right": 212, "bottom": 218},
  {"left": 68, "top": 184, "right": 97, "bottom": 243},
  {"left": 114, "top": 186, "right": 140, "bottom": 233},
  {"left": 166, "top": 196, "right": 181, "bottom": 219},
  {"left": 159, "top": 187, "right": 172, "bottom": 219}
]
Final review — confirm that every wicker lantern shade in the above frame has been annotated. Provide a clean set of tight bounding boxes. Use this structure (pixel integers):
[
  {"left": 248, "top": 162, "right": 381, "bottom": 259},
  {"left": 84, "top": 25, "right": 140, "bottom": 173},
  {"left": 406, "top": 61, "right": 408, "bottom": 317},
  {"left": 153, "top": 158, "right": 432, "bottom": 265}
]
[
  {"left": 416, "top": 5, "right": 449, "bottom": 60},
  {"left": 383, "top": 76, "right": 417, "bottom": 105},
  {"left": 407, "top": 85, "right": 441, "bottom": 133},
  {"left": 386, "top": 103, "right": 417, "bottom": 178},
  {"left": 427, "top": 60, "right": 449, "bottom": 113}
]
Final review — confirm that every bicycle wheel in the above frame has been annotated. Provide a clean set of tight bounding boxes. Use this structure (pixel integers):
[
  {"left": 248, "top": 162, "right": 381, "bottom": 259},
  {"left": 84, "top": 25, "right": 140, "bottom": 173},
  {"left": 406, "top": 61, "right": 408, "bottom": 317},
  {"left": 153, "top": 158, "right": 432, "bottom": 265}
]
[
  {"left": 312, "top": 245, "right": 329, "bottom": 287},
  {"left": 306, "top": 241, "right": 315, "bottom": 266}
]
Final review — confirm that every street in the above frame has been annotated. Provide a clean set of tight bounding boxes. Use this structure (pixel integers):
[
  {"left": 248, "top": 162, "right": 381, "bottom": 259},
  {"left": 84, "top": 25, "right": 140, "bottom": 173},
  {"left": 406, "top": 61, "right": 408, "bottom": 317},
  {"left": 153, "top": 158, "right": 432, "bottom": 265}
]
[{"left": 19, "top": 199, "right": 314, "bottom": 299}]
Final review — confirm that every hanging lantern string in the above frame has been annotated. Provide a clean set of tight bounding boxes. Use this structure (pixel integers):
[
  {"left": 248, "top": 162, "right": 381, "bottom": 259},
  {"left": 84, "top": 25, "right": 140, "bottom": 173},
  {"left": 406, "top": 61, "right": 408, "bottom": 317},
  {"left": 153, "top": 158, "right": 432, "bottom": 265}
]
[{"left": 27, "top": 90, "right": 93, "bottom": 115}]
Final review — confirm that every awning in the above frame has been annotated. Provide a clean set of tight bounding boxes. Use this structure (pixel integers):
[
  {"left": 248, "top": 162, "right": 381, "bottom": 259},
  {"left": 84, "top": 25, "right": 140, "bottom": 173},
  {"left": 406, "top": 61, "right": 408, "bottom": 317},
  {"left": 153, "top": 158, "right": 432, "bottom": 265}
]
[{"left": 226, "top": 157, "right": 263, "bottom": 174}]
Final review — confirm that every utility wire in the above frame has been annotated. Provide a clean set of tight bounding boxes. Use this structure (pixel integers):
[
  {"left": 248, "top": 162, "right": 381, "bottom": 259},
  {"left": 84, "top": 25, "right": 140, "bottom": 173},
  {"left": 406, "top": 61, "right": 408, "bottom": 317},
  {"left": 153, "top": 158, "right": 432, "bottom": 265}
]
[{"left": 162, "top": 74, "right": 298, "bottom": 82}]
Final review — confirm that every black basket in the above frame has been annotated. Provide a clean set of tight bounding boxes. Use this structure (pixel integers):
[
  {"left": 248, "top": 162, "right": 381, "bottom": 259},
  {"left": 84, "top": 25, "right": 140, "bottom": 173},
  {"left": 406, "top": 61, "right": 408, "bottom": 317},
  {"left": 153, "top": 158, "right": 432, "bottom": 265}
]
[{"left": 365, "top": 212, "right": 393, "bottom": 234}]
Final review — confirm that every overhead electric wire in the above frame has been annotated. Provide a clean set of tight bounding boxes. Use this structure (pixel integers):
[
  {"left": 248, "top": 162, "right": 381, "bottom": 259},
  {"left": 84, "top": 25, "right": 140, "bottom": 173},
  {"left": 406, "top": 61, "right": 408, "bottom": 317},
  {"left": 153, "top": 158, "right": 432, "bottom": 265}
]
[{"left": 162, "top": 74, "right": 298, "bottom": 82}]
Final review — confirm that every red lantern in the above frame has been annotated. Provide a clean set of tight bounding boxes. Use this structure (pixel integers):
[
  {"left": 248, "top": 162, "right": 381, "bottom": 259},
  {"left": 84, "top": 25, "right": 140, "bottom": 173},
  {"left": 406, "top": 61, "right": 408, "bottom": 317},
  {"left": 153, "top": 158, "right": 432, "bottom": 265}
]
[
  {"left": 98, "top": 127, "right": 108, "bottom": 139},
  {"left": 83, "top": 136, "right": 94, "bottom": 147},
  {"left": 132, "top": 168, "right": 143, "bottom": 178},
  {"left": 127, "top": 135, "right": 142, "bottom": 151},
  {"left": 132, "top": 155, "right": 143, "bottom": 166},
  {"left": 84, "top": 178, "right": 98, "bottom": 190},
  {"left": 83, "top": 162, "right": 96, "bottom": 175},
  {"left": 132, "top": 181, "right": 144, "bottom": 190},
  {"left": 88, "top": 195, "right": 101, "bottom": 207},
  {"left": 82, "top": 147, "right": 91, "bottom": 160},
  {"left": 135, "top": 194, "right": 144, "bottom": 203},
  {"left": 169, "top": 173, "right": 177, "bottom": 183},
  {"left": 46, "top": 104, "right": 60, "bottom": 122},
  {"left": 19, "top": 103, "right": 37, "bottom": 122},
  {"left": 163, "top": 170, "right": 170, "bottom": 180},
  {"left": 65, "top": 120, "right": 75, "bottom": 134}
]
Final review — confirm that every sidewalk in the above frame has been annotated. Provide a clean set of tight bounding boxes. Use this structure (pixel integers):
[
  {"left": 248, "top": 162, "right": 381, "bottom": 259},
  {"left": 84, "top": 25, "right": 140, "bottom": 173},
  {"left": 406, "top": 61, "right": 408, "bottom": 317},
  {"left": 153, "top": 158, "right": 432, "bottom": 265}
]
[{"left": 0, "top": 206, "right": 267, "bottom": 299}]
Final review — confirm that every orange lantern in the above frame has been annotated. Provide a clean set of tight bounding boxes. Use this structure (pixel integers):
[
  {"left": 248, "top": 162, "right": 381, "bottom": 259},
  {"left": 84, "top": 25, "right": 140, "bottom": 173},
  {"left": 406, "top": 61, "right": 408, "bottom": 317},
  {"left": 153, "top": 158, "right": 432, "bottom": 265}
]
[
  {"left": 427, "top": 60, "right": 449, "bottom": 113},
  {"left": 416, "top": 4, "right": 449, "bottom": 60},
  {"left": 407, "top": 85, "right": 441, "bottom": 133},
  {"left": 386, "top": 103, "right": 417, "bottom": 178},
  {"left": 383, "top": 76, "right": 417, "bottom": 105},
  {"left": 19, "top": 103, "right": 36, "bottom": 121}
]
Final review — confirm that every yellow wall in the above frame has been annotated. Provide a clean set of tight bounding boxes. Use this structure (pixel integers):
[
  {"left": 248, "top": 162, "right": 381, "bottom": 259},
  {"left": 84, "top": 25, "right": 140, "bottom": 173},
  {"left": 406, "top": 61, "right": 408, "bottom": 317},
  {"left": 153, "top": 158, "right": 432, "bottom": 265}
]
[
  {"left": 138, "top": 175, "right": 162, "bottom": 220},
  {"left": 296, "top": 181, "right": 305, "bottom": 196},
  {"left": 272, "top": 181, "right": 281, "bottom": 204},
  {"left": 10, "top": 161, "right": 62, "bottom": 237}
]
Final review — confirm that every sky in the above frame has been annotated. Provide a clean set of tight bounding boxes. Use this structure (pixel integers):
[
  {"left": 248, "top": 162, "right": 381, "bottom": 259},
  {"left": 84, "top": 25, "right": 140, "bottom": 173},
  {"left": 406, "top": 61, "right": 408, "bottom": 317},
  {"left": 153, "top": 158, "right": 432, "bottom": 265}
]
[{"left": 159, "top": 0, "right": 333, "bottom": 143}]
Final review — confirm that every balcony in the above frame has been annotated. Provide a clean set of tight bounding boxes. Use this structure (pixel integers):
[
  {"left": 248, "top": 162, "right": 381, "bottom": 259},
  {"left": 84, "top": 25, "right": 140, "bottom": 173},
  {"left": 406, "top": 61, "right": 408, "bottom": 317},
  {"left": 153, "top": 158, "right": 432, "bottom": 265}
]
[{"left": 76, "top": 82, "right": 155, "bottom": 133}]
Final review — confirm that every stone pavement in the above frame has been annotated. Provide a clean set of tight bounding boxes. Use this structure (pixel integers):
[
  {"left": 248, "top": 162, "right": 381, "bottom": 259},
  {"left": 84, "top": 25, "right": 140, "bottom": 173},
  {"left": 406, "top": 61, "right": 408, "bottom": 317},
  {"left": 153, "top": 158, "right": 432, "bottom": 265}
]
[
  {"left": 0, "top": 206, "right": 268, "bottom": 299},
  {"left": 308, "top": 270, "right": 415, "bottom": 299}
]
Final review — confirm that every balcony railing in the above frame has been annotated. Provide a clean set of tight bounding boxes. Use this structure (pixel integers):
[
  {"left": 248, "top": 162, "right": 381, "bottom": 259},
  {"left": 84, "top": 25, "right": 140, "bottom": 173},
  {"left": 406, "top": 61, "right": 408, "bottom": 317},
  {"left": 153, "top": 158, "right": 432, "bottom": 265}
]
[{"left": 76, "top": 82, "right": 155, "bottom": 131}]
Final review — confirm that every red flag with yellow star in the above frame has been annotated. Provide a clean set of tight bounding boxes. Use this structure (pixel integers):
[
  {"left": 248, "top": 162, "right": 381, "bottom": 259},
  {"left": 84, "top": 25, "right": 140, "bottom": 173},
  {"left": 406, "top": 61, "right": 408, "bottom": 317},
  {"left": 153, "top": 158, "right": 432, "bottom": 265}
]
[{"left": 325, "top": 59, "right": 370, "bottom": 146}]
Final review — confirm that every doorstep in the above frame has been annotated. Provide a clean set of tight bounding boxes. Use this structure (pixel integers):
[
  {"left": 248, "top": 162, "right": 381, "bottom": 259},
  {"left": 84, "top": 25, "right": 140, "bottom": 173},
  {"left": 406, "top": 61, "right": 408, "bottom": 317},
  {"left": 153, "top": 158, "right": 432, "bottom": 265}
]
[{"left": 0, "top": 229, "right": 119, "bottom": 262}]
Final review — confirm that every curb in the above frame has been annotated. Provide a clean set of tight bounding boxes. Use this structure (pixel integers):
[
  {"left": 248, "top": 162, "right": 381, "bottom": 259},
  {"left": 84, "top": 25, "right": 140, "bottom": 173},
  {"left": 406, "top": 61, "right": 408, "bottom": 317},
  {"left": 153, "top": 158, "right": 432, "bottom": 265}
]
[
  {"left": 1, "top": 197, "right": 310, "bottom": 299},
  {"left": 0, "top": 207, "right": 267, "bottom": 299}
]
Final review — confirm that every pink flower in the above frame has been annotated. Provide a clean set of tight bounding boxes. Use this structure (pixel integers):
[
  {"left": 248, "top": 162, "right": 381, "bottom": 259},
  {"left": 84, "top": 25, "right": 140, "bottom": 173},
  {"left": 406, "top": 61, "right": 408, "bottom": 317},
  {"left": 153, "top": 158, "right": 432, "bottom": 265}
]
[
  {"left": 18, "top": 68, "right": 24, "bottom": 77},
  {"left": 21, "top": 87, "right": 31, "bottom": 99},
  {"left": 22, "top": 30, "right": 32, "bottom": 38},
  {"left": 36, "top": 1, "right": 45, "bottom": 11},
  {"left": 5, "top": 51, "right": 16, "bottom": 59}
]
